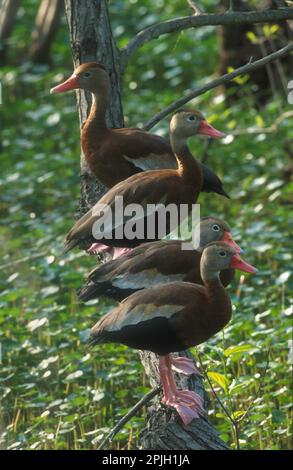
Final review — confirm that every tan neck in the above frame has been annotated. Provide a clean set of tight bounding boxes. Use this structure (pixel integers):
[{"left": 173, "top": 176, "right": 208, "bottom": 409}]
[
  {"left": 200, "top": 262, "right": 220, "bottom": 285},
  {"left": 170, "top": 136, "right": 202, "bottom": 186},
  {"left": 201, "top": 262, "right": 231, "bottom": 322},
  {"left": 86, "top": 81, "right": 110, "bottom": 129}
]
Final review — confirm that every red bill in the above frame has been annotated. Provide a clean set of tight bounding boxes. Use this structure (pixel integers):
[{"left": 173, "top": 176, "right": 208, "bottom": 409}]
[
  {"left": 230, "top": 254, "right": 258, "bottom": 274},
  {"left": 50, "top": 74, "right": 80, "bottom": 94},
  {"left": 198, "top": 120, "right": 225, "bottom": 139},
  {"left": 223, "top": 231, "right": 242, "bottom": 253}
]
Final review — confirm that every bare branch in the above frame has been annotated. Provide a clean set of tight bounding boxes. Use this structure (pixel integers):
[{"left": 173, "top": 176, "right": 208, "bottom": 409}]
[
  {"left": 121, "top": 9, "right": 293, "bottom": 69},
  {"left": 228, "top": 0, "right": 234, "bottom": 12},
  {"left": 97, "top": 386, "right": 161, "bottom": 450},
  {"left": 143, "top": 43, "right": 293, "bottom": 131},
  {"left": 186, "top": 0, "right": 203, "bottom": 15},
  {"left": 0, "top": 251, "right": 49, "bottom": 271},
  {"left": 230, "top": 110, "right": 293, "bottom": 136}
]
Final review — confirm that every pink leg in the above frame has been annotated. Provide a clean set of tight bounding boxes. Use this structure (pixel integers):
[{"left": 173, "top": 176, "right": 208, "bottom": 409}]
[
  {"left": 87, "top": 244, "right": 132, "bottom": 259},
  {"left": 159, "top": 355, "right": 205, "bottom": 426},
  {"left": 170, "top": 355, "right": 201, "bottom": 376},
  {"left": 87, "top": 243, "right": 112, "bottom": 255},
  {"left": 112, "top": 247, "right": 133, "bottom": 259},
  {"left": 159, "top": 356, "right": 176, "bottom": 404},
  {"left": 165, "top": 356, "right": 204, "bottom": 408}
]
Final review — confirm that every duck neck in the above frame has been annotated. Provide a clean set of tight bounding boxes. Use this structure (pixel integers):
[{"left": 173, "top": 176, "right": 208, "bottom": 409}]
[
  {"left": 201, "top": 266, "right": 221, "bottom": 287},
  {"left": 201, "top": 265, "right": 232, "bottom": 326},
  {"left": 86, "top": 84, "right": 109, "bottom": 130},
  {"left": 170, "top": 136, "right": 203, "bottom": 187}
]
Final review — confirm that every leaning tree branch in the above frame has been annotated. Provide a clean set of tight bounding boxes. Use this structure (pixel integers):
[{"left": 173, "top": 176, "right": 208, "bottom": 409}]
[
  {"left": 229, "top": 110, "right": 293, "bottom": 136},
  {"left": 97, "top": 386, "right": 161, "bottom": 450},
  {"left": 121, "top": 9, "right": 293, "bottom": 69},
  {"left": 143, "top": 42, "right": 293, "bottom": 131},
  {"left": 186, "top": 0, "right": 203, "bottom": 15}
]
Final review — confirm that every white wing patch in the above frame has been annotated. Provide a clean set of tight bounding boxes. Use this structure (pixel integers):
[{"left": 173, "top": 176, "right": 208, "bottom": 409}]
[
  {"left": 112, "top": 270, "right": 184, "bottom": 290},
  {"left": 106, "top": 303, "right": 182, "bottom": 332},
  {"left": 124, "top": 153, "right": 176, "bottom": 171}
]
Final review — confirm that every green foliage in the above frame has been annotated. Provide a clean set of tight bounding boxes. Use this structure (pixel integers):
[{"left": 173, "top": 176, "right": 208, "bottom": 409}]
[{"left": 0, "top": 0, "right": 292, "bottom": 451}]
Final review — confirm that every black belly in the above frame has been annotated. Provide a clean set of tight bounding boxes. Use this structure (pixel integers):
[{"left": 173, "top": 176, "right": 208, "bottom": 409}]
[{"left": 101, "top": 317, "right": 186, "bottom": 356}]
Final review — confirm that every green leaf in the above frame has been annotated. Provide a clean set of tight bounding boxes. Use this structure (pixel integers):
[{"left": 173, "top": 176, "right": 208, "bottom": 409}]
[
  {"left": 256, "top": 115, "right": 264, "bottom": 128},
  {"left": 64, "top": 370, "right": 83, "bottom": 382},
  {"left": 271, "top": 409, "right": 286, "bottom": 424},
  {"left": 270, "top": 25, "right": 280, "bottom": 35},
  {"left": 246, "top": 31, "right": 258, "bottom": 44},
  {"left": 207, "top": 372, "right": 229, "bottom": 391},
  {"left": 231, "top": 410, "right": 246, "bottom": 420},
  {"left": 224, "top": 344, "right": 254, "bottom": 358}
]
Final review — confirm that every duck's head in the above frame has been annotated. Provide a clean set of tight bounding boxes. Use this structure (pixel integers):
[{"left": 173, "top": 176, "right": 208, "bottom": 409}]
[
  {"left": 170, "top": 109, "right": 225, "bottom": 140},
  {"left": 50, "top": 62, "right": 109, "bottom": 95},
  {"left": 201, "top": 241, "right": 257, "bottom": 280},
  {"left": 199, "top": 217, "right": 242, "bottom": 253}
]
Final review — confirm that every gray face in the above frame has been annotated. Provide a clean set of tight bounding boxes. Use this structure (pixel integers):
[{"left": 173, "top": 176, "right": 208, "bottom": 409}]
[
  {"left": 202, "top": 243, "right": 237, "bottom": 273},
  {"left": 170, "top": 111, "right": 203, "bottom": 139},
  {"left": 199, "top": 218, "right": 229, "bottom": 250},
  {"left": 75, "top": 66, "right": 109, "bottom": 93}
]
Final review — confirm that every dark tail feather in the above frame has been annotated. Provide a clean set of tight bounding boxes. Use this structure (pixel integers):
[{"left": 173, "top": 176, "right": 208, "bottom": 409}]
[
  {"left": 87, "top": 335, "right": 98, "bottom": 348},
  {"left": 218, "top": 187, "right": 230, "bottom": 199},
  {"left": 62, "top": 238, "right": 79, "bottom": 254},
  {"left": 78, "top": 284, "right": 99, "bottom": 302},
  {"left": 87, "top": 333, "right": 108, "bottom": 348}
]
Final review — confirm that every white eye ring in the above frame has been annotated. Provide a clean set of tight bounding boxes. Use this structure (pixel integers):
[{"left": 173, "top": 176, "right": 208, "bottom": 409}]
[
  {"left": 219, "top": 250, "right": 226, "bottom": 257},
  {"left": 84, "top": 72, "right": 91, "bottom": 78},
  {"left": 187, "top": 115, "right": 196, "bottom": 121},
  {"left": 212, "top": 224, "right": 220, "bottom": 231}
]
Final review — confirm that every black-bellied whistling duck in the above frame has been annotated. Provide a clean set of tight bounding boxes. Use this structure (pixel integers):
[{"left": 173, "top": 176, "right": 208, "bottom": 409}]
[
  {"left": 50, "top": 62, "right": 228, "bottom": 197},
  {"left": 78, "top": 217, "right": 241, "bottom": 302},
  {"left": 64, "top": 110, "right": 223, "bottom": 255},
  {"left": 89, "top": 242, "right": 257, "bottom": 425}
]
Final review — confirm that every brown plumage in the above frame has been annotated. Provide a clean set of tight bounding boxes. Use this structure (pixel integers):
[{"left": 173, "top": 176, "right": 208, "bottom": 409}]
[
  {"left": 78, "top": 217, "right": 241, "bottom": 302},
  {"left": 89, "top": 242, "right": 257, "bottom": 425},
  {"left": 50, "top": 62, "right": 228, "bottom": 197},
  {"left": 63, "top": 110, "right": 215, "bottom": 252}
]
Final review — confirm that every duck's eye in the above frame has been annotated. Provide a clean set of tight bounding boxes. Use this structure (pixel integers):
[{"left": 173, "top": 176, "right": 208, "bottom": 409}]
[
  {"left": 219, "top": 250, "right": 226, "bottom": 257},
  {"left": 83, "top": 72, "right": 92, "bottom": 78},
  {"left": 212, "top": 224, "right": 220, "bottom": 231},
  {"left": 187, "top": 115, "right": 196, "bottom": 122}
]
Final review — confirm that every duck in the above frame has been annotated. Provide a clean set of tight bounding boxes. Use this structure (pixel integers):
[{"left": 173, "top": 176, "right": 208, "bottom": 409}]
[
  {"left": 50, "top": 62, "right": 228, "bottom": 197},
  {"left": 63, "top": 109, "right": 220, "bottom": 255},
  {"left": 78, "top": 217, "right": 242, "bottom": 302},
  {"left": 89, "top": 242, "right": 258, "bottom": 425}
]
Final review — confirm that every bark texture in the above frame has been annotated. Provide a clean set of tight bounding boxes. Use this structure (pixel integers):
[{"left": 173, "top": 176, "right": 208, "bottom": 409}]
[
  {"left": 64, "top": 0, "right": 123, "bottom": 213},
  {"left": 139, "top": 351, "right": 229, "bottom": 450},
  {"left": 219, "top": 0, "right": 293, "bottom": 104},
  {"left": 0, "top": 0, "right": 21, "bottom": 64},
  {"left": 28, "top": 0, "right": 63, "bottom": 64}
]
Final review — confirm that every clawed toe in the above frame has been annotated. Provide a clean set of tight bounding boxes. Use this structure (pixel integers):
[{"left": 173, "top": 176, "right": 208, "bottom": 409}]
[
  {"left": 175, "top": 390, "right": 205, "bottom": 412},
  {"left": 171, "top": 356, "right": 201, "bottom": 376}
]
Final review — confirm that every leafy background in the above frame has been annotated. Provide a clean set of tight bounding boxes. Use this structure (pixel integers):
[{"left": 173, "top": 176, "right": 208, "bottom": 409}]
[{"left": 0, "top": 0, "right": 292, "bottom": 450}]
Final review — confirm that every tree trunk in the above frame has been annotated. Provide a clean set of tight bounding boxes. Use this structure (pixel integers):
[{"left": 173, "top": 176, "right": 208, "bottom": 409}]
[
  {"left": 64, "top": 0, "right": 123, "bottom": 213},
  {"left": 28, "top": 0, "right": 63, "bottom": 64},
  {"left": 219, "top": 0, "right": 292, "bottom": 104},
  {"left": 140, "top": 351, "right": 229, "bottom": 450},
  {"left": 63, "top": 0, "right": 229, "bottom": 450},
  {"left": 0, "top": 0, "right": 21, "bottom": 64}
]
